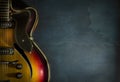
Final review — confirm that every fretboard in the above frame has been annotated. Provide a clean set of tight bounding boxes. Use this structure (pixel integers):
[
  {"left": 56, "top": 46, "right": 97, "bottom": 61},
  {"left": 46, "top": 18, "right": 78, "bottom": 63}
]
[{"left": 0, "top": 0, "right": 9, "bottom": 22}]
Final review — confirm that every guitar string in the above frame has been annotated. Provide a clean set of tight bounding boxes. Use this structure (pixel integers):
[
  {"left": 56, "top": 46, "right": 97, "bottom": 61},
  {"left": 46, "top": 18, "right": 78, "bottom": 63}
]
[
  {"left": 3, "top": 0, "right": 8, "bottom": 79},
  {"left": 0, "top": 0, "right": 2, "bottom": 78},
  {"left": 4, "top": 0, "right": 7, "bottom": 80},
  {"left": 6, "top": 0, "right": 9, "bottom": 80},
  {"left": 1, "top": 0, "right": 4, "bottom": 79},
  {"left": 3, "top": 16, "right": 5, "bottom": 79},
  {"left": 5, "top": 0, "right": 8, "bottom": 79},
  {"left": 1, "top": 0, "right": 3, "bottom": 79}
]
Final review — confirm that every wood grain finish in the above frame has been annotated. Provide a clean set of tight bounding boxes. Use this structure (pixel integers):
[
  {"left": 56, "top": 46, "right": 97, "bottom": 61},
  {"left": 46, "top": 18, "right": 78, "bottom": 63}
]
[{"left": 0, "top": 0, "right": 50, "bottom": 82}]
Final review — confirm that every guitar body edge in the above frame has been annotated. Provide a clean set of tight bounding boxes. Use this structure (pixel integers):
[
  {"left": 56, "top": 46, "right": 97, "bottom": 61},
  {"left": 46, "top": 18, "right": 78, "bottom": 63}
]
[{"left": 25, "top": 41, "right": 50, "bottom": 82}]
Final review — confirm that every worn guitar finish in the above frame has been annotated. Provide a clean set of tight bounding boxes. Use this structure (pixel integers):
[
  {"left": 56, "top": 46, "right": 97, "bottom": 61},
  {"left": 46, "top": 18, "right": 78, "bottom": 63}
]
[{"left": 0, "top": 0, "right": 50, "bottom": 82}]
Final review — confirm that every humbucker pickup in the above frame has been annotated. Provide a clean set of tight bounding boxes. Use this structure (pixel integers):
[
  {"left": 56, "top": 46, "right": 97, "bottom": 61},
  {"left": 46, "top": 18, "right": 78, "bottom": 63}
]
[
  {"left": 0, "top": 21, "right": 14, "bottom": 29},
  {"left": 0, "top": 47, "right": 14, "bottom": 55}
]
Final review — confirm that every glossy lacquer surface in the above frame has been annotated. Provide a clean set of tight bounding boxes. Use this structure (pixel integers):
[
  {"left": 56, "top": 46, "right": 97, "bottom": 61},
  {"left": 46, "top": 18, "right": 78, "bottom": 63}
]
[
  {"left": 11, "top": 0, "right": 50, "bottom": 81},
  {"left": 25, "top": 43, "right": 49, "bottom": 82},
  {"left": 0, "top": 0, "right": 50, "bottom": 81}
]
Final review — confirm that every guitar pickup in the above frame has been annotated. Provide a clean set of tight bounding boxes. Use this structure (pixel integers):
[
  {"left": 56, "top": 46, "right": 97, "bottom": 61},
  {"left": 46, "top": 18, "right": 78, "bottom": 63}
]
[
  {"left": 0, "top": 21, "right": 13, "bottom": 29},
  {"left": 0, "top": 47, "right": 14, "bottom": 55}
]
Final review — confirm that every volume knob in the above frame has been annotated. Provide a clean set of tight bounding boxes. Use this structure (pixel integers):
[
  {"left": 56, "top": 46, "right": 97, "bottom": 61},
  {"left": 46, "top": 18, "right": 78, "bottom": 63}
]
[
  {"left": 16, "top": 73, "right": 23, "bottom": 79},
  {"left": 16, "top": 64, "right": 23, "bottom": 69}
]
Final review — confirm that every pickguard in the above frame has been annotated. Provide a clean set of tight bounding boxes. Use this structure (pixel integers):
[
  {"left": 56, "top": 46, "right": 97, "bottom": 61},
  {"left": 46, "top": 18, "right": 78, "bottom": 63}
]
[{"left": 13, "top": 10, "right": 33, "bottom": 52}]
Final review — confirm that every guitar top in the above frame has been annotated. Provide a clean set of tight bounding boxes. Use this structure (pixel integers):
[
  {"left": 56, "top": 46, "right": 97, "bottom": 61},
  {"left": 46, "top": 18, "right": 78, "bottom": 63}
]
[{"left": 0, "top": 0, "right": 50, "bottom": 82}]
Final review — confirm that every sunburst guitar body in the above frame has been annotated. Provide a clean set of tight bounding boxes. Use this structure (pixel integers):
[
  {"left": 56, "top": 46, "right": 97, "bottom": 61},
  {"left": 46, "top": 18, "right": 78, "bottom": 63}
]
[{"left": 0, "top": 0, "right": 50, "bottom": 82}]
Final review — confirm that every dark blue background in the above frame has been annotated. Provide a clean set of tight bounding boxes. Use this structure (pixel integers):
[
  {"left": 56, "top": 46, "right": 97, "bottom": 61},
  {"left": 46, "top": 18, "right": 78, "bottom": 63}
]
[{"left": 25, "top": 0, "right": 120, "bottom": 82}]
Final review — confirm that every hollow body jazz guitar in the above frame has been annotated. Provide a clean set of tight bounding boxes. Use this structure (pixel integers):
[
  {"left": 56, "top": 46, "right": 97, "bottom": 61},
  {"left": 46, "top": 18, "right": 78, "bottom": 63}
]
[{"left": 0, "top": 0, "right": 50, "bottom": 82}]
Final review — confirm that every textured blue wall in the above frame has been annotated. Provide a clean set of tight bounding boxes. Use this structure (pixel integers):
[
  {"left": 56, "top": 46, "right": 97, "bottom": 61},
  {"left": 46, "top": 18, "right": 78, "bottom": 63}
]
[{"left": 27, "top": 0, "right": 119, "bottom": 82}]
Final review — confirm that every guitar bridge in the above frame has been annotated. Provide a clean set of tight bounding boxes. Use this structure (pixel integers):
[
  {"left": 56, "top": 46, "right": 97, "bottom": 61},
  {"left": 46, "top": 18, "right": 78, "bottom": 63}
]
[{"left": 0, "top": 60, "right": 18, "bottom": 65}]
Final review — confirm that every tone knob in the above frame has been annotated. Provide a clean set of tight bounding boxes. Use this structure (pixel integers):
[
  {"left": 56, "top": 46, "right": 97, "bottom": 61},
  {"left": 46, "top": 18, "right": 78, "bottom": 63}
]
[
  {"left": 16, "top": 73, "right": 23, "bottom": 79},
  {"left": 16, "top": 64, "right": 23, "bottom": 69}
]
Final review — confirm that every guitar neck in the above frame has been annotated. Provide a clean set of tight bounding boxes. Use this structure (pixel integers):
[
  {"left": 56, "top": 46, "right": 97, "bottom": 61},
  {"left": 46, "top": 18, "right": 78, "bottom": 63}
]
[{"left": 0, "top": 0, "right": 9, "bottom": 22}]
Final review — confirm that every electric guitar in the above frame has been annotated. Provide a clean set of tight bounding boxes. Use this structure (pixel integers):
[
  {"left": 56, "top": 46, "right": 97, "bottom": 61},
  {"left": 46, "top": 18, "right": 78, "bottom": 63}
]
[{"left": 0, "top": 0, "right": 50, "bottom": 82}]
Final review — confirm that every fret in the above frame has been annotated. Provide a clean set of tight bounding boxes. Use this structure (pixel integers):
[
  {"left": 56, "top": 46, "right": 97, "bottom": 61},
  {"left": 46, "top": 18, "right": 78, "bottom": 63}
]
[
  {"left": 0, "top": 13, "right": 9, "bottom": 17},
  {"left": 0, "top": 4, "right": 8, "bottom": 6},
  {"left": 0, "top": 13, "right": 9, "bottom": 16},
  {"left": 0, "top": 16, "right": 9, "bottom": 19},
  {"left": 0, "top": 17, "right": 9, "bottom": 20},
  {"left": 0, "top": 4, "right": 9, "bottom": 7},
  {"left": 0, "top": 1, "right": 9, "bottom": 4},
  {"left": 0, "top": 6, "right": 9, "bottom": 8},
  {"left": 0, "top": 19, "right": 9, "bottom": 22},
  {"left": 0, "top": 9, "right": 8, "bottom": 12},
  {"left": 0, "top": 11, "right": 9, "bottom": 13},
  {"left": 0, "top": 1, "right": 8, "bottom": 3},
  {"left": 0, "top": 6, "right": 8, "bottom": 8},
  {"left": 0, "top": 8, "right": 9, "bottom": 11},
  {"left": 0, "top": 16, "right": 9, "bottom": 18},
  {"left": 0, "top": 0, "right": 9, "bottom": 22},
  {"left": 0, "top": 15, "right": 9, "bottom": 17},
  {"left": 0, "top": 1, "right": 9, "bottom": 3},
  {"left": 0, "top": 0, "right": 9, "bottom": 2}
]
